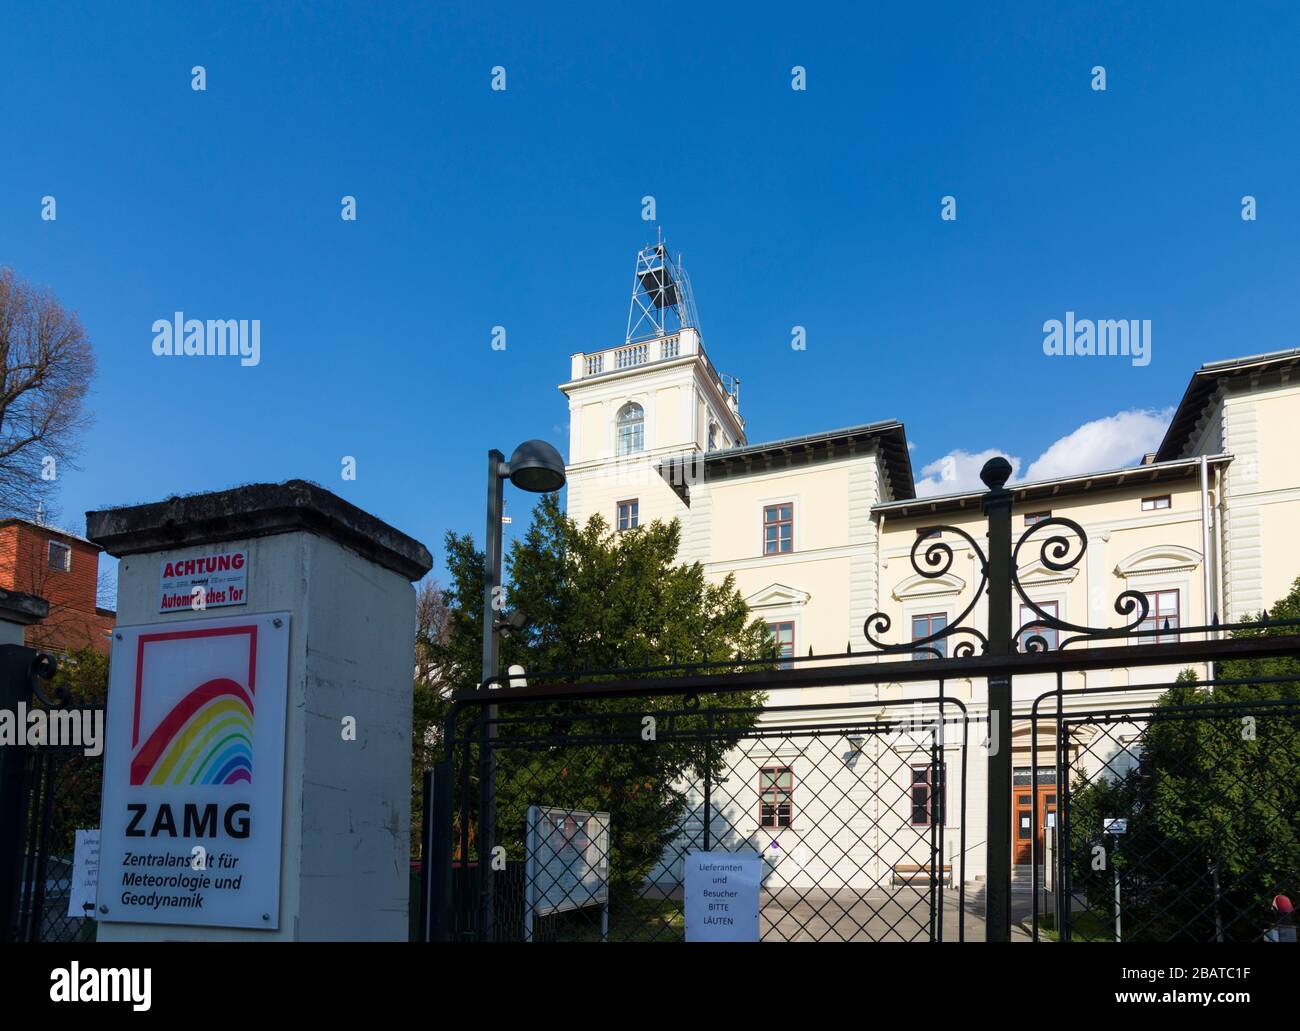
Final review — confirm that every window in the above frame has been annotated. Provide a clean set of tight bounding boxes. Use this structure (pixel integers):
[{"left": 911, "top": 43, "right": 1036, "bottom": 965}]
[
  {"left": 759, "top": 767, "right": 794, "bottom": 828},
  {"left": 1141, "top": 495, "right": 1171, "bottom": 511},
  {"left": 707, "top": 423, "right": 719, "bottom": 451},
  {"left": 767, "top": 621, "right": 795, "bottom": 669},
  {"left": 1018, "top": 600, "right": 1059, "bottom": 651},
  {"left": 910, "top": 764, "right": 946, "bottom": 826},
  {"left": 911, "top": 612, "right": 948, "bottom": 659},
  {"left": 47, "top": 541, "right": 71, "bottom": 572},
  {"left": 616, "top": 402, "right": 644, "bottom": 455},
  {"left": 917, "top": 527, "right": 941, "bottom": 541},
  {"left": 617, "top": 499, "right": 639, "bottom": 531},
  {"left": 1137, "top": 589, "right": 1180, "bottom": 643},
  {"left": 1024, "top": 511, "right": 1051, "bottom": 527},
  {"left": 762, "top": 503, "right": 793, "bottom": 555}
]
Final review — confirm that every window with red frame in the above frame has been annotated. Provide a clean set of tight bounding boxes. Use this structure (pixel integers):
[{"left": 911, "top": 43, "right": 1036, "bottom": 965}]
[
  {"left": 767, "top": 621, "right": 795, "bottom": 670},
  {"left": 910, "top": 764, "right": 946, "bottom": 826},
  {"left": 759, "top": 767, "right": 794, "bottom": 828},
  {"left": 1018, "top": 600, "right": 1059, "bottom": 651},
  {"left": 911, "top": 612, "right": 948, "bottom": 659},
  {"left": 1137, "top": 589, "right": 1180, "bottom": 643},
  {"left": 762, "top": 503, "right": 793, "bottom": 555}
]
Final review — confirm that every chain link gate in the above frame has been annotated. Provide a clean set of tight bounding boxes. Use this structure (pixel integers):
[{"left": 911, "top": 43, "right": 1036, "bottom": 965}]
[
  {"left": 1032, "top": 681, "right": 1300, "bottom": 942},
  {"left": 440, "top": 694, "right": 971, "bottom": 942},
  {"left": 421, "top": 456, "right": 1300, "bottom": 944}
]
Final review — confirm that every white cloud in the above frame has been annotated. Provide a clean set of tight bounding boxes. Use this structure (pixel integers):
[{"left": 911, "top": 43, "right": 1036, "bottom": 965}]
[
  {"left": 913, "top": 408, "right": 1173, "bottom": 498},
  {"left": 1022, "top": 408, "right": 1173, "bottom": 482},
  {"left": 914, "top": 449, "right": 1023, "bottom": 496}
]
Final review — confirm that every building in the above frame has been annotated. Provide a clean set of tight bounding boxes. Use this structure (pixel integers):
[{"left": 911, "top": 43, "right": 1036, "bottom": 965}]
[
  {"left": 558, "top": 239, "right": 1300, "bottom": 887},
  {"left": 0, "top": 517, "right": 115, "bottom": 655}
]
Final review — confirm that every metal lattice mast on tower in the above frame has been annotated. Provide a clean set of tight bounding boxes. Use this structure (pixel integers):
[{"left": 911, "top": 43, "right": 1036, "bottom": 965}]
[{"left": 625, "top": 229, "right": 703, "bottom": 343}]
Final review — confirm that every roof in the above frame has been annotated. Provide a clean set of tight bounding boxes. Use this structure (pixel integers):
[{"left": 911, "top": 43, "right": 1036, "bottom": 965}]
[
  {"left": 1156, "top": 347, "right": 1300, "bottom": 461},
  {"left": 873, "top": 454, "right": 1232, "bottom": 519},
  {"left": 658, "top": 420, "right": 915, "bottom": 502},
  {"left": 0, "top": 518, "right": 97, "bottom": 547}
]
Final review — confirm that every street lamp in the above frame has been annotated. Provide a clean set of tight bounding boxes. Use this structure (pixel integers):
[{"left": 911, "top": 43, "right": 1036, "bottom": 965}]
[
  {"left": 478, "top": 438, "right": 565, "bottom": 940},
  {"left": 482, "top": 440, "right": 566, "bottom": 686}
]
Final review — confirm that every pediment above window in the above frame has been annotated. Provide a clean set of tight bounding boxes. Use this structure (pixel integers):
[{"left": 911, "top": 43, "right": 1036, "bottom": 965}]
[
  {"left": 745, "top": 583, "right": 811, "bottom": 609},
  {"left": 891, "top": 571, "right": 966, "bottom": 601},
  {"left": 1114, "top": 545, "right": 1202, "bottom": 579},
  {"left": 1016, "top": 559, "right": 1080, "bottom": 588}
]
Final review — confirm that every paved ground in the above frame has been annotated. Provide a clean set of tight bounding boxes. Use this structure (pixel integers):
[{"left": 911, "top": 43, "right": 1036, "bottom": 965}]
[{"left": 752, "top": 883, "right": 1040, "bottom": 941}]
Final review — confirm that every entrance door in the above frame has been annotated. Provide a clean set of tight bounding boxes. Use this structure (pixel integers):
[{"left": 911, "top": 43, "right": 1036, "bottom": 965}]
[{"left": 1013, "top": 766, "right": 1057, "bottom": 865}]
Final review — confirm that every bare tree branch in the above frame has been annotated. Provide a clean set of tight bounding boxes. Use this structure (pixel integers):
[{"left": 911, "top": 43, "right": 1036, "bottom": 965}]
[{"left": 0, "top": 267, "right": 96, "bottom": 518}]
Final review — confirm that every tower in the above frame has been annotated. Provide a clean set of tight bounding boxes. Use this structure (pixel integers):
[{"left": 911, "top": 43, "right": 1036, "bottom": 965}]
[
  {"left": 625, "top": 229, "right": 703, "bottom": 344},
  {"left": 560, "top": 234, "right": 745, "bottom": 530}
]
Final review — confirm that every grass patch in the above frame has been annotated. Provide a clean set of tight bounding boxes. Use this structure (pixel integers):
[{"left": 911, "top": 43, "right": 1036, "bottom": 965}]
[
  {"left": 543, "top": 896, "right": 685, "bottom": 942},
  {"left": 1037, "top": 911, "right": 1115, "bottom": 942}
]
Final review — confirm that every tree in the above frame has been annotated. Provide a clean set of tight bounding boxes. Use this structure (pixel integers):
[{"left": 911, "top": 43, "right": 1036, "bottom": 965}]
[
  {"left": 1067, "top": 578, "right": 1300, "bottom": 940},
  {"left": 0, "top": 268, "right": 96, "bottom": 520},
  {"left": 411, "top": 579, "right": 452, "bottom": 854},
  {"left": 41, "top": 647, "right": 109, "bottom": 857},
  {"left": 427, "top": 494, "right": 775, "bottom": 907}
]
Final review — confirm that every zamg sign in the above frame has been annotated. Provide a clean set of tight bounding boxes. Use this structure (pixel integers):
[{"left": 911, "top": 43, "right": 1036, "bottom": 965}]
[{"left": 96, "top": 613, "right": 289, "bottom": 929}]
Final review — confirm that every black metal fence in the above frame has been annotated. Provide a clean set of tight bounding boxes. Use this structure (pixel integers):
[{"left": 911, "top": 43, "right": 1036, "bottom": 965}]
[
  {"left": 421, "top": 457, "right": 1300, "bottom": 944},
  {"left": 438, "top": 695, "right": 971, "bottom": 942},
  {"left": 11, "top": 735, "right": 103, "bottom": 942},
  {"left": 1032, "top": 679, "right": 1300, "bottom": 942},
  {"left": 0, "top": 644, "right": 104, "bottom": 943}
]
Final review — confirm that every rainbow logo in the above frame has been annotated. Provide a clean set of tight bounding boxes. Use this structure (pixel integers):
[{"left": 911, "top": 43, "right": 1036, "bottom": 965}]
[{"left": 130, "top": 677, "right": 254, "bottom": 786}]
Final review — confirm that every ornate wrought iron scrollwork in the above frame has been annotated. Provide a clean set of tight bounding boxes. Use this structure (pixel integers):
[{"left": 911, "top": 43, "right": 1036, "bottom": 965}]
[
  {"left": 863, "top": 524, "right": 990, "bottom": 656},
  {"left": 1010, "top": 516, "right": 1150, "bottom": 651},
  {"left": 26, "top": 651, "right": 66, "bottom": 706}
]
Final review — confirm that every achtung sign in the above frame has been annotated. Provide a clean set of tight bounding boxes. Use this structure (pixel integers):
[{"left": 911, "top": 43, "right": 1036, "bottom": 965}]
[
  {"left": 97, "top": 613, "right": 290, "bottom": 929},
  {"left": 158, "top": 550, "right": 249, "bottom": 613}
]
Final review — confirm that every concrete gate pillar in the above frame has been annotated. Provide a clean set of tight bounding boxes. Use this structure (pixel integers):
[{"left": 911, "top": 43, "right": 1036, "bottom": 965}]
[
  {"left": 0, "top": 587, "right": 48, "bottom": 648},
  {"left": 86, "top": 481, "right": 431, "bottom": 941}
]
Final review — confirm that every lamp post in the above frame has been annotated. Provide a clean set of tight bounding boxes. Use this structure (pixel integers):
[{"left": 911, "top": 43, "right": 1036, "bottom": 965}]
[{"left": 478, "top": 439, "right": 566, "bottom": 941}]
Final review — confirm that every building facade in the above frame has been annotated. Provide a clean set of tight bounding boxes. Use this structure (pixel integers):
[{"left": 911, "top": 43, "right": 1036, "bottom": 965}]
[
  {"left": 559, "top": 287, "right": 1300, "bottom": 887},
  {"left": 0, "top": 517, "right": 114, "bottom": 655}
]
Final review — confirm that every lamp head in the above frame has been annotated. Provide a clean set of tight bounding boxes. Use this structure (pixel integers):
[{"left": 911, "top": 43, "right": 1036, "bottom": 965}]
[{"left": 505, "top": 439, "right": 566, "bottom": 493}]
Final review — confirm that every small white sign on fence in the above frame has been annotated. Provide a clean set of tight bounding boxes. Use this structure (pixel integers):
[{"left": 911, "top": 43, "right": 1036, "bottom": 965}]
[
  {"left": 68, "top": 828, "right": 100, "bottom": 918},
  {"left": 685, "top": 851, "right": 761, "bottom": 942}
]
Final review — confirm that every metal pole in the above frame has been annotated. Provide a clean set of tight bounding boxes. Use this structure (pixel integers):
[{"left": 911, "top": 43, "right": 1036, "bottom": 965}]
[
  {"left": 702, "top": 710, "right": 713, "bottom": 851},
  {"left": 1113, "top": 857, "right": 1122, "bottom": 943},
  {"left": 479, "top": 449, "right": 505, "bottom": 941},
  {"left": 418, "top": 769, "right": 433, "bottom": 942},
  {"left": 424, "top": 761, "right": 454, "bottom": 942},
  {"left": 980, "top": 458, "right": 1014, "bottom": 942},
  {"left": 1199, "top": 455, "right": 1216, "bottom": 687}
]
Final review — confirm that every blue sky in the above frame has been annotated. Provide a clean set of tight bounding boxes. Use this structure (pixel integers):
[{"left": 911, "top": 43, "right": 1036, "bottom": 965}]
[{"left": 3, "top": 1, "right": 1299, "bottom": 590}]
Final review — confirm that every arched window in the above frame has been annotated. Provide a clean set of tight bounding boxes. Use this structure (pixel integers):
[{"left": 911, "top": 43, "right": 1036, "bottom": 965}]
[{"left": 616, "top": 402, "right": 644, "bottom": 455}]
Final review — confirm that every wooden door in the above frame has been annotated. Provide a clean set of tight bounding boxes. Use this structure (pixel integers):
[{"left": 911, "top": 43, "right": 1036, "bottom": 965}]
[{"left": 1013, "top": 774, "right": 1057, "bottom": 865}]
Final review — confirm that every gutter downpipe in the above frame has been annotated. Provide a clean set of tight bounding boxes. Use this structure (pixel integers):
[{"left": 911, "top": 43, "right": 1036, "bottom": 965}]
[{"left": 1200, "top": 455, "right": 1215, "bottom": 689}]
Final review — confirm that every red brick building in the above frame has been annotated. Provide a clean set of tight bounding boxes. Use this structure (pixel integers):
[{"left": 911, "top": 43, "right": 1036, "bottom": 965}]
[{"left": 0, "top": 518, "right": 114, "bottom": 655}]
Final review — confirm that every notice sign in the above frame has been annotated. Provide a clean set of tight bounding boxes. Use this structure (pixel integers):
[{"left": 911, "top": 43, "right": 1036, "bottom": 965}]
[
  {"left": 525, "top": 806, "right": 610, "bottom": 916},
  {"left": 159, "top": 550, "right": 249, "bottom": 613},
  {"left": 685, "top": 851, "right": 761, "bottom": 942},
  {"left": 68, "top": 829, "right": 100, "bottom": 919},
  {"left": 97, "top": 613, "right": 290, "bottom": 929}
]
